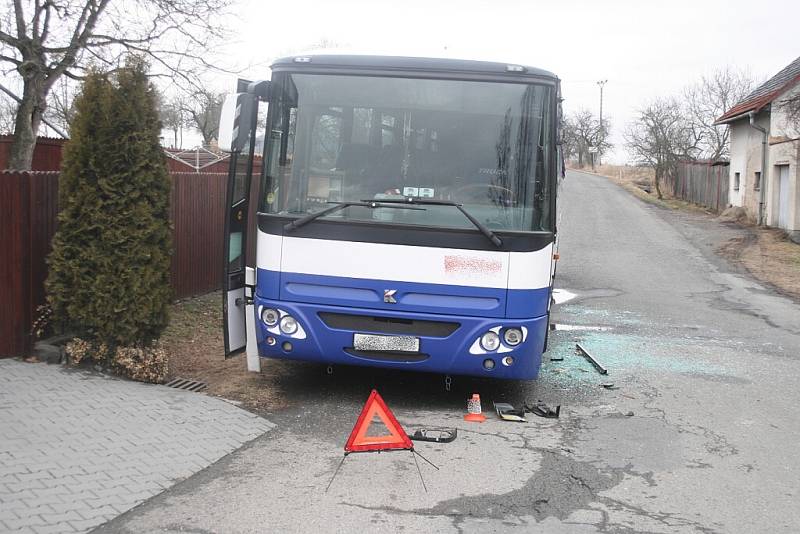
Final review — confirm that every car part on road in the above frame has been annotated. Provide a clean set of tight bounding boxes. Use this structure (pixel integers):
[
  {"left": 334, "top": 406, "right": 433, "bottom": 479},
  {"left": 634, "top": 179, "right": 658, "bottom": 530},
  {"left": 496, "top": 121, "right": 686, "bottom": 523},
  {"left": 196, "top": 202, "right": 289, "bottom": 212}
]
[
  {"left": 464, "top": 393, "right": 487, "bottom": 422},
  {"left": 525, "top": 401, "right": 561, "bottom": 419},
  {"left": 164, "top": 378, "right": 208, "bottom": 392},
  {"left": 408, "top": 428, "right": 458, "bottom": 443},
  {"left": 493, "top": 402, "right": 527, "bottom": 422},
  {"left": 576, "top": 343, "right": 608, "bottom": 375},
  {"left": 550, "top": 355, "right": 564, "bottom": 361}
]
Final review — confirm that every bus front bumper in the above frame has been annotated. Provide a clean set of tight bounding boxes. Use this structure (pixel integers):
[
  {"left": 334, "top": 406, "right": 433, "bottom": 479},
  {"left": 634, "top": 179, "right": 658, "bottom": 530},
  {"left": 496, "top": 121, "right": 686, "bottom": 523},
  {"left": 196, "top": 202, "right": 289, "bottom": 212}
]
[{"left": 253, "top": 297, "right": 548, "bottom": 380}]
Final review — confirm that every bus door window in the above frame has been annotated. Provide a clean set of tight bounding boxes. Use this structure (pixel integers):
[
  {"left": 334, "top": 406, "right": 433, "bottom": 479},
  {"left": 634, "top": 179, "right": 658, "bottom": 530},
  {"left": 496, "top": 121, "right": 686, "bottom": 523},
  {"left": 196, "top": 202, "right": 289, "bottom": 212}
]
[{"left": 263, "top": 79, "right": 298, "bottom": 215}]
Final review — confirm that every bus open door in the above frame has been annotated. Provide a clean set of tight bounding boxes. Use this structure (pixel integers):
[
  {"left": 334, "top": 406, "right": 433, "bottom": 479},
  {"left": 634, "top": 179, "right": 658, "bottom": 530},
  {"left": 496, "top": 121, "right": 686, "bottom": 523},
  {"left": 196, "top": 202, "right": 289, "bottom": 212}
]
[{"left": 220, "top": 84, "right": 265, "bottom": 370}]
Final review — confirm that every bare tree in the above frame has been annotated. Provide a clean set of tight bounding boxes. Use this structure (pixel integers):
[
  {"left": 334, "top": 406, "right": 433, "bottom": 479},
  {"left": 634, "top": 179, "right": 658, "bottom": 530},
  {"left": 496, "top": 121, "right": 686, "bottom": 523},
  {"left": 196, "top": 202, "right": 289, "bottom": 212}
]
[
  {"left": 44, "top": 77, "right": 76, "bottom": 136},
  {"left": 778, "top": 91, "right": 800, "bottom": 132},
  {"left": 158, "top": 94, "right": 186, "bottom": 148},
  {"left": 0, "top": 0, "right": 230, "bottom": 170},
  {"left": 181, "top": 90, "right": 224, "bottom": 146},
  {"left": 0, "top": 93, "right": 17, "bottom": 133},
  {"left": 625, "top": 98, "right": 699, "bottom": 199},
  {"left": 562, "top": 109, "right": 612, "bottom": 168},
  {"left": 684, "top": 67, "right": 757, "bottom": 160}
]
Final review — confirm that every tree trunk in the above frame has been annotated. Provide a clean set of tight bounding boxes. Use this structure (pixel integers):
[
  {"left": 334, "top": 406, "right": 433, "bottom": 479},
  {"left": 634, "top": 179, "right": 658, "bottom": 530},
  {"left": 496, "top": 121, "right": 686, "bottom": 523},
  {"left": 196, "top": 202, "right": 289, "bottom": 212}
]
[
  {"left": 654, "top": 168, "right": 663, "bottom": 199},
  {"left": 8, "top": 77, "right": 47, "bottom": 171}
]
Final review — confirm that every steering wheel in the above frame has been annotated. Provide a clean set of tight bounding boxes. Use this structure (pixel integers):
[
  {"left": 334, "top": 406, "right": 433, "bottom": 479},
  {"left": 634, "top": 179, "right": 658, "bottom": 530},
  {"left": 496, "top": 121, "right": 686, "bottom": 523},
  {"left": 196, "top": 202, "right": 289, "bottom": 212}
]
[{"left": 451, "top": 183, "right": 517, "bottom": 206}]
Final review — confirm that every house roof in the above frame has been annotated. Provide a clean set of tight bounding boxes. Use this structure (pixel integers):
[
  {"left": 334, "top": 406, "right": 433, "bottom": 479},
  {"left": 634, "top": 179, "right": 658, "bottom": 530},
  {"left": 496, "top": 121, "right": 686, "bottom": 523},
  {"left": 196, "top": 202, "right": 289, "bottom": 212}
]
[{"left": 715, "top": 56, "right": 800, "bottom": 125}]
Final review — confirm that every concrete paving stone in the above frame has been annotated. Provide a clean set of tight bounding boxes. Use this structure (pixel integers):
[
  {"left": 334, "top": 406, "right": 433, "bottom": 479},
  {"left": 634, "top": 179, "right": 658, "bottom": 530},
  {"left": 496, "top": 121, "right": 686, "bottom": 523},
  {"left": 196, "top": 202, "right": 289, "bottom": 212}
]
[
  {"left": 77, "top": 505, "right": 121, "bottom": 521},
  {"left": 3, "top": 514, "right": 49, "bottom": 530},
  {"left": 33, "top": 524, "right": 77, "bottom": 534},
  {"left": 31, "top": 485, "right": 74, "bottom": 499},
  {"left": 68, "top": 518, "right": 110, "bottom": 532},
  {"left": 40, "top": 475, "right": 77, "bottom": 489},
  {"left": 87, "top": 488, "right": 136, "bottom": 504},
  {"left": 1, "top": 359, "right": 273, "bottom": 534},
  {"left": 46, "top": 466, "right": 86, "bottom": 478},
  {"left": 15, "top": 471, "right": 51, "bottom": 483},
  {"left": 45, "top": 500, "right": 85, "bottom": 514},
  {"left": 0, "top": 465, "right": 31, "bottom": 477},
  {"left": 0, "top": 508, "right": 20, "bottom": 521},
  {"left": 6, "top": 478, "right": 48, "bottom": 492},
  {"left": 39, "top": 510, "right": 84, "bottom": 525},
  {"left": 97, "top": 477, "right": 136, "bottom": 490},
  {"left": 0, "top": 492, "right": 39, "bottom": 508}
]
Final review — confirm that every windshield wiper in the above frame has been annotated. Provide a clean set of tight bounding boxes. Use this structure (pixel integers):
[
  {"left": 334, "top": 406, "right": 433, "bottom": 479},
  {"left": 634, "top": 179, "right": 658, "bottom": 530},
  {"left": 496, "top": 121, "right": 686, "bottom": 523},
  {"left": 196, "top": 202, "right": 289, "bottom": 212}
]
[
  {"left": 363, "top": 198, "right": 503, "bottom": 247},
  {"left": 283, "top": 201, "right": 424, "bottom": 232}
]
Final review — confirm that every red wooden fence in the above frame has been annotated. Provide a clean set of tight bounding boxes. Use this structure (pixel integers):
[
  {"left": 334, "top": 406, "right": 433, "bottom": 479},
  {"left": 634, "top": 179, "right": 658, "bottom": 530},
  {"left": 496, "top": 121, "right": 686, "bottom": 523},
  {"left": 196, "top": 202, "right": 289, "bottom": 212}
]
[
  {"left": 0, "top": 169, "right": 259, "bottom": 358},
  {"left": 0, "top": 136, "right": 66, "bottom": 171},
  {"left": 0, "top": 172, "right": 60, "bottom": 357}
]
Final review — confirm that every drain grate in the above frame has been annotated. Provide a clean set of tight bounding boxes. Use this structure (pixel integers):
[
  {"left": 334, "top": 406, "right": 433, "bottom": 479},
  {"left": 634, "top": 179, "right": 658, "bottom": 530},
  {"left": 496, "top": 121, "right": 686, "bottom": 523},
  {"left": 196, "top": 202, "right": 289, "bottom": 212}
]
[{"left": 165, "top": 378, "right": 208, "bottom": 392}]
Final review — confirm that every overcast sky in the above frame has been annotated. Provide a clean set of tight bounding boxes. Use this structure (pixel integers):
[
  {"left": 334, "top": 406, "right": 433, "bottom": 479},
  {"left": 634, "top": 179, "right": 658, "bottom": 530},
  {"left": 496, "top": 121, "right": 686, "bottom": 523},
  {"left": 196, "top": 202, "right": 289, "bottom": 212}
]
[{"left": 208, "top": 0, "right": 799, "bottom": 162}]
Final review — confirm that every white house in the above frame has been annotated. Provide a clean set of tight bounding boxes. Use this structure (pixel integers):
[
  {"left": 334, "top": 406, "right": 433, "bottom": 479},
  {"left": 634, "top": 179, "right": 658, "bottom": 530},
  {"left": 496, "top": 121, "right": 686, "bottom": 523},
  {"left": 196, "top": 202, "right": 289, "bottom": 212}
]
[{"left": 716, "top": 56, "right": 800, "bottom": 242}]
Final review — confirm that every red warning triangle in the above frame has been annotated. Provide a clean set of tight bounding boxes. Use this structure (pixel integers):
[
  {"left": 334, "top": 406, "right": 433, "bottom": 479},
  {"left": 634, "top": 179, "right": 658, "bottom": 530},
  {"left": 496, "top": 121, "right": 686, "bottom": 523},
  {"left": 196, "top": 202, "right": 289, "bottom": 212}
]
[{"left": 345, "top": 390, "right": 413, "bottom": 453}]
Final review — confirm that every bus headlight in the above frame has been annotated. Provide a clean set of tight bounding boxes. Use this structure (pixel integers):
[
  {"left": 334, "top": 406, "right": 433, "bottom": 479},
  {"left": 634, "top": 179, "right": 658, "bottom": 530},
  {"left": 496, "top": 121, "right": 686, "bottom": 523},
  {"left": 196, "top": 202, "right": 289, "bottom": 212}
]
[
  {"left": 480, "top": 331, "right": 500, "bottom": 351},
  {"left": 503, "top": 328, "right": 523, "bottom": 346},
  {"left": 279, "top": 315, "right": 298, "bottom": 335},
  {"left": 262, "top": 308, "right": 279, "bottom": 326}
]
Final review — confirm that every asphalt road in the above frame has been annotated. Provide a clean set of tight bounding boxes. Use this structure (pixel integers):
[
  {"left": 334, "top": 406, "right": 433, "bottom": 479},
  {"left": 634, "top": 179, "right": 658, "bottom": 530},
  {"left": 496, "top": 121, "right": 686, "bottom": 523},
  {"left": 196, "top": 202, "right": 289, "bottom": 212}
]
[{"left": 96, "top": 170, "right": 800, "bottom": 534}]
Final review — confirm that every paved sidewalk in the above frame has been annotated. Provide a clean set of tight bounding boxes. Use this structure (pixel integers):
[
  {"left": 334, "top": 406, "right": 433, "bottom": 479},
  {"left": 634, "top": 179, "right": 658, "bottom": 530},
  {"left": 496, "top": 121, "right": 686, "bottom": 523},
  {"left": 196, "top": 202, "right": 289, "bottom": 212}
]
[{"left": 0, "top": 359, "right": 274, "bottom": 533}]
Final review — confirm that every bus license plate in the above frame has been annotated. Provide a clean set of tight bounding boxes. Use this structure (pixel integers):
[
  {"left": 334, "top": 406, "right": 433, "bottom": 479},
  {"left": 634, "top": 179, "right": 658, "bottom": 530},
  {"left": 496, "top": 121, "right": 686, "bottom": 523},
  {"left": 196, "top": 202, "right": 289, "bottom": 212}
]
[{"left": 353, "top": 333, "right": 420, "bottom": 353}]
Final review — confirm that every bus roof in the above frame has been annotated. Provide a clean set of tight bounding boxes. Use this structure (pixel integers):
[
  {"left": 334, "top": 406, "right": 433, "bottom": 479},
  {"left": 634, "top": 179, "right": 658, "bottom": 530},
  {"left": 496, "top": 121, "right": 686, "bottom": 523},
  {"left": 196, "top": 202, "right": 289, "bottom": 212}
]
[{"left": 270, "top": 54, "right": 558, "bottom": 81}]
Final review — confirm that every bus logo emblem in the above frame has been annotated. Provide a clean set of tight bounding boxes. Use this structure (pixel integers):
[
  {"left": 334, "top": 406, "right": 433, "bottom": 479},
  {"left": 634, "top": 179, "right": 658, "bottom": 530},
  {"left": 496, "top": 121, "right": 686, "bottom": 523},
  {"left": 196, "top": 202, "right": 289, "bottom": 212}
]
[{"left": 384, "top": 290, "right": 397, "bottom": 304}]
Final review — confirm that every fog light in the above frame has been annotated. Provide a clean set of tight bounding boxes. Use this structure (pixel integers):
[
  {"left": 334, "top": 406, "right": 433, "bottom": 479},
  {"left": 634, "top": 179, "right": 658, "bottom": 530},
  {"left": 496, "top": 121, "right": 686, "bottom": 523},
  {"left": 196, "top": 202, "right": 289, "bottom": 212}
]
[
  {"left": 279, "top": 315, "right": 298, "bottom": 335},
  {"left": 282, "top": 341, "right": 293, "bottom": 352},
  {"left": 266, "top": 336, "right": 276, "bottom": 346},
  {"left": 483, "top": 358, "right": 495, "bottom": 370},
  {"left": 502, "top": 356, "right": 514, "bottom": 366},
  {"left": 503, "top": 328, "right": 523, "bottom": 346},
  {"left": 480, "top": 331, "right": 500, "bottom": 351},
  {"left": 262, "top": 308, "right": 279, "bottom": 326}
]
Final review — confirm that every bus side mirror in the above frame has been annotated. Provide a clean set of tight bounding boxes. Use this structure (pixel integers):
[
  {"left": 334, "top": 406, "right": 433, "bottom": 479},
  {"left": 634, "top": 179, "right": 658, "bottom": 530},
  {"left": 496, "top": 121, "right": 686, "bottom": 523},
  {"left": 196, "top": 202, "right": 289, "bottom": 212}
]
[{"left": 218, "top": 93, "right": 257, "bottom": 152}]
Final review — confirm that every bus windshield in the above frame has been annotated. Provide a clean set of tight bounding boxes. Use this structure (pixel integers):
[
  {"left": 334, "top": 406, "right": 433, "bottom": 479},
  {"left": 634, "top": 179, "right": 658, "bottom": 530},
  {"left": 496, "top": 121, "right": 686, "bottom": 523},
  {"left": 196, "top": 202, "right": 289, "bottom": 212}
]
[{"left": 262, "top": 72, "right": 554, "bottom": 232}]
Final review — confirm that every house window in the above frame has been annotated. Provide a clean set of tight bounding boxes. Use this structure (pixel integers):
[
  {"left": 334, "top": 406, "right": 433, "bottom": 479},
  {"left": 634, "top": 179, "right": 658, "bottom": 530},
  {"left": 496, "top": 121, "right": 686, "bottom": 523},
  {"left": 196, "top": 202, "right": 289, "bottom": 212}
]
[
  {"left": 734, "top": 172, "right": 740, "bottom": 191},
  {"left": 754, "top": 171, "right": 761, "bottom": 191}
]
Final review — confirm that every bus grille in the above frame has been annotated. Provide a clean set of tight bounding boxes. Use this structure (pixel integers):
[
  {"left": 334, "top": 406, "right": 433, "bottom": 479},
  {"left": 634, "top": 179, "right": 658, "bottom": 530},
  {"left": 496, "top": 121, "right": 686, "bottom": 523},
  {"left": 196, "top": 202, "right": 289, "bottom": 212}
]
[{"left": 318, "top": 312, "right": 459, "bottom": 337}]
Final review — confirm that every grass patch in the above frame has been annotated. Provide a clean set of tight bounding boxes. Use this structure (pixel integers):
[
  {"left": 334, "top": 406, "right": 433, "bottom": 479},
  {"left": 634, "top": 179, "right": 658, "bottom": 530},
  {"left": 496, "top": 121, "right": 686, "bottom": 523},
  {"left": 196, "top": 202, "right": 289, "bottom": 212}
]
[{"left": 160, "top": 291, "right": 292, "bottom": 413}]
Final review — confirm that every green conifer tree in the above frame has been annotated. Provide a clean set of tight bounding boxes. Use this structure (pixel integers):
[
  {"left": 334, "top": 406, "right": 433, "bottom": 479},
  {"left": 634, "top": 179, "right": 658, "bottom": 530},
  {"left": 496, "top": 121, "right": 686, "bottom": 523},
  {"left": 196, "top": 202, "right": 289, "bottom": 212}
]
[{"left": 47, "top": 58, "right": 172, "bottom": 351}]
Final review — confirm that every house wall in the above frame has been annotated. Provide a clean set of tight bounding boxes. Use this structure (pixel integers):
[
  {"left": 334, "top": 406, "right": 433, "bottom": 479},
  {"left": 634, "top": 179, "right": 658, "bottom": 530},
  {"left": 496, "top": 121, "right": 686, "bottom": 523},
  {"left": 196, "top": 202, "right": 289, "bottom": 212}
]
[
  {"left": 766, "top": 85, "right": 800, "bottom": 241},
  {"left": 727, "top": 113, "right": 770, "bottom": 221}
]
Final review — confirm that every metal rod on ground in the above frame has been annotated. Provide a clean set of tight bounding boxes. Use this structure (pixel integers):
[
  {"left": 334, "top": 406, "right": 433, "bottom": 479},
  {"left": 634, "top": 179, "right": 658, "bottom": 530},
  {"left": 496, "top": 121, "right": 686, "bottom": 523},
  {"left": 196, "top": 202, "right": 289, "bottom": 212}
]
[
  {"left": 411, "top": 450, "right": 427, "bottom": 493},
  {"left": 576, "top": 343, "right": 608, "bottom": 375},
  {"left": 413, "top": 448, "right": 440, "bottom": 470},
  {"left": 325, "top": 454, "right": 348, "bottom": 492}
]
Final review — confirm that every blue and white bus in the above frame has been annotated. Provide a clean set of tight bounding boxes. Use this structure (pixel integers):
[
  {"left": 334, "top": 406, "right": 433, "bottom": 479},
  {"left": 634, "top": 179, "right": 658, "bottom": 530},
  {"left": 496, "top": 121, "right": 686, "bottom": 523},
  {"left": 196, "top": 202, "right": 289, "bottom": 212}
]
[{"left": 220, "top": 55, "right": 562, "bottom": 380}]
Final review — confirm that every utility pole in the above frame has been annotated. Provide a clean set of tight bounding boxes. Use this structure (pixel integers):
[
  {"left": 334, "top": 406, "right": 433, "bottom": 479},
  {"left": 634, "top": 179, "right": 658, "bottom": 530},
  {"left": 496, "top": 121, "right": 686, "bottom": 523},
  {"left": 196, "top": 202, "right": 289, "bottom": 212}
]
[{"left": 597, "top": 79, "right": 607, "bottom": 166}]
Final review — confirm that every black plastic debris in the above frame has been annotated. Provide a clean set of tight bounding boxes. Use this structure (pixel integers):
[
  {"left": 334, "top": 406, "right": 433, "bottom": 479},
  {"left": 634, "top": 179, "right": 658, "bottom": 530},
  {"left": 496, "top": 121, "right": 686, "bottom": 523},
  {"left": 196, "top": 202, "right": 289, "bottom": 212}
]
[
  {"left": 525, "top": 401, "right": 561, "bottom": 419},
  {"left": 408, "top": 428, "right": 457, "bottom": 443}
]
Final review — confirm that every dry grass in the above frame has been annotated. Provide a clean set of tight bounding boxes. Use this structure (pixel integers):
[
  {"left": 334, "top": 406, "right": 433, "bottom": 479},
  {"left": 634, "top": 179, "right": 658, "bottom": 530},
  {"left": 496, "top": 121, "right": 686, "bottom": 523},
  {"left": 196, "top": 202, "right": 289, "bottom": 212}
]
[
  {"left": 161, "top": 292, "right": 293, "bottom": 413},
  {"left": 718, "top": 228, "right": 800, "bottom": 301}
]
